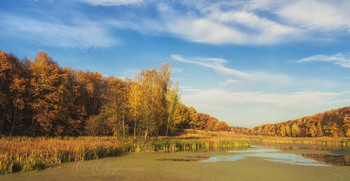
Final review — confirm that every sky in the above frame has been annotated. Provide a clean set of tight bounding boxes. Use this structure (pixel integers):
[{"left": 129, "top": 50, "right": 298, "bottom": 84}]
[{"left": 1, "top": 0, "right": 350, "bottom": 128}]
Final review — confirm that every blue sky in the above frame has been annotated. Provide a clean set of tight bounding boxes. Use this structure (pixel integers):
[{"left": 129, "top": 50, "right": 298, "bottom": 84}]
[{"left": 1, "top": 0, "right": 350, "bottom": 128}]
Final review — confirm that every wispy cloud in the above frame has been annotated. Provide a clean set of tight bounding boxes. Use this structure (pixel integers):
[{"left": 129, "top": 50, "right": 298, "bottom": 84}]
[
  {"left": 3, "top": 0, "right": 350, "bottom": 47},
  {"left": 0, "top": 14, "right": 116, "bottom": 48},
  {"left": 182, "top": 88, "right": 345, "bottom": 110},
  {"left": 295, "top": 53, "right": 350, "bottom": 68},
  {"left": 160, "top": 5, "right": 299, "bottom": 45},
  {"left": 171, "top": 54, "right": 293, "bottom": 83},
  {"left": 153, "top": 0, "right": 350, "bottom": 45},
  {"left": 76, "top": 0, "right": 143, "bottom": 6},
  {"left": 276, "top": 0, "right": 350, "bottom": 31}
]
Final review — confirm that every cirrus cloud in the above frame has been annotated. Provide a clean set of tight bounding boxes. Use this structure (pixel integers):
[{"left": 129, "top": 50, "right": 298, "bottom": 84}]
[{"left": 295, "top": 53, "right": 350, "bottom": 68}]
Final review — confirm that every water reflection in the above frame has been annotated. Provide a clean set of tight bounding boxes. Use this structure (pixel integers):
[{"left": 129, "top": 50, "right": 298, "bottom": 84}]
[
  {"left": 259, "top": 143, "right": 350, "bottom": 152},
  {"left": 301, "top": 154, "right": 350, "bottom": 166},
  {"left": 224, "top": 146, "right": 330, "bottom": 166},
  {"left": 157, "top": 145, "right": 350, "bottom": 167},
  {"left": 157, "top": 156, "right": 210, "bottom": 162},
  {"left": 258, "top": 144, "right": 350, "bottom": 166}
]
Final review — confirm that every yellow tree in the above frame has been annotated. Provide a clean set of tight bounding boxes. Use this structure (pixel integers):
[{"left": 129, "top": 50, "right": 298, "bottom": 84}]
[
  {"left": 0, "top": 51, "right": 28, "bottom": 136},
  {"left": 29, "top": 51, "right": 67, "bottom": 135},
  {"left": 173, "top": 103, "right": 191, "bottom": 129},
  {"left": 136, "top": 62, "right": 173, "bottom": 139},
  {"left": 329, "top": 122, "right": 338, "bottom": 137},
  {"left": 156, "top": 62, "right": 172, "bottom": 136},
  {"left": 205, "top": 117, "right": 219, "bottom": 131},
  {"left": 343, "top": 114, "right": 350, "bottom": 137},
  {"left": 127, "top": 77, "right": 143, "bottom": 139},
  {"left": 279, "top": 124, "right": 286, "bottom": 137},
  {"left": 166, "top": 81, "right": 179, "bottom": 137},
  {"left": 74, "top": 71, "right": 104, "bottom": 117},
  {"left": 316, "top": 122, "right": 323, "bottom": 137},
  {"left": 285, "top": 124, "right": 291, "bottom": 137},
  {"left": 99, "top": 76, "right": 126, "bottom": 136},
  {"left": 188, "top": 106, "right": 198, "bottom": 129},
  {"left": 291, "top": 123, "right": 300, "bottom": 137},
  {"left": 213, "top": 121, "right": 229, "bottom": 131}
]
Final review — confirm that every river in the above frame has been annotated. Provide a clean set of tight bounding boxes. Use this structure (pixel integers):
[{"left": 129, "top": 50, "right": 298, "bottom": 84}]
[{"left": 2, "top": 143, "right": 350, "bottom": 181}]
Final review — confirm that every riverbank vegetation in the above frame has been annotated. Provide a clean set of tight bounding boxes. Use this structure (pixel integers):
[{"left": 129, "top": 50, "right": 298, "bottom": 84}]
[
  {"left": 175, "top": 129, "right": 350, "bottom": 147},
  {"left": 0, "top": 136, "right": 250, "bottom": 175}
]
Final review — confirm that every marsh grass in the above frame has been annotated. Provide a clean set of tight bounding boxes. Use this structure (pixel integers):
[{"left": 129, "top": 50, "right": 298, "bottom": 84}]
[
  {"left": 0, "top": 136, "right": 250, "bottom": 175},
  {"left": 175, "top": 129, "right": 350, "bottom": 147},
  {"left": 3, "top": 129, "right": 348, "bottom": 175},
  {"left": 254, "top": 137, "right": 350, "bottom": 147}
]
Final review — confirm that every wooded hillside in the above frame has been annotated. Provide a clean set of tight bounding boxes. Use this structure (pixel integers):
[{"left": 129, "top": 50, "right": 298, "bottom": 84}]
[{"left": 231, "top": 107, "right": 350, "bottom": 137}]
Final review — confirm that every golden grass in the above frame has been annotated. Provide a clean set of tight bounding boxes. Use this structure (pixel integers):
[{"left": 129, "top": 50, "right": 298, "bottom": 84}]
[
  {"left": 173, "top": 129, "right": 350, "bottom": 147},
  {"left": 2, "top": 129, "right": 349, "bottom": 175},
  {"left": 0, "top": 136, "right": 250, "bottom": 175}
]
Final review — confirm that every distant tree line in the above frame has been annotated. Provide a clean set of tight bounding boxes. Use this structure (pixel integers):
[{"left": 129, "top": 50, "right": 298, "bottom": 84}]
[
  {"left": 0, "top": 50, "right": 229, "bottom": 137},
  {"left": 230, "top": 107, "right": 350, "bottom": 137}
]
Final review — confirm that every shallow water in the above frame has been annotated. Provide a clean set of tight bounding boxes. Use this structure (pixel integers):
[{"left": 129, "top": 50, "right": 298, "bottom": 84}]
[
  {"left": 2, "top": 143, "right": 350, "bottom": 181},
  {"left": 201, "top": 146, "right": 330, "bottom": 166}
]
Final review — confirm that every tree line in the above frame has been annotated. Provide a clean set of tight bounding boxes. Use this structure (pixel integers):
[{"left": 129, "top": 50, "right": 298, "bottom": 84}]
[
  {"left": 230, "top": 106, "right": 350, "bottom": 137},
  {"left": 0, "top": 50, "right": 229, "bottom": 138}
]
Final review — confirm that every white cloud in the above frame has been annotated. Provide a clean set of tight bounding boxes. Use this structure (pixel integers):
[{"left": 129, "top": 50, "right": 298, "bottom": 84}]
[
  {"left": 156, "top": 0, "right": 350, "bottom": 45},
  {"left": 193, "top": 57, "right": 227, "bottom": 63},
  {"left": 4, "top": 0, "right": 350, "bottom": 47},
  {"left": 276, "top": 0, "right": 350, "bottom": 31},
  {"left": 0, "top": 15, "right": 116, "bottom": 48},
  {"left": 296, "top": 53, "right": 350, "bottom": 68},
  {"left": 72, "top": 0, "right": 350, "bottom": 45},
  {"left": 162, "top": 11, "right": 298, "bottom": 45},
  {"left": 182, "top": 88, "right": 343, "bottom": 110},
  {"left": 171, "top": 54, "right": 293, "bottom": 83},
  {"left": 76, "top": 0, "right": 143, "bottom": 6}
]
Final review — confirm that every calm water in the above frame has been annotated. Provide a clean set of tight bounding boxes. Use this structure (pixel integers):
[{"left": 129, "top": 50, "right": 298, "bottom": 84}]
[
  {"left": 2, "top": 143, "right": 350, "bottom": 181},
  {"left": 155, "top": 144, "right": 350, "bottom": 167},
  {"left": 200, "top": 145, "right": 350, "bottom": 166}
]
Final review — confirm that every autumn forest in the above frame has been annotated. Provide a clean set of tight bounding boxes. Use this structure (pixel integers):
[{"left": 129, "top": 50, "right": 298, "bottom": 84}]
[
  {"left": 2, "top": 50, "right": 350, "bottom": 138},
  {"left": 1, "top": 50, "right": 350, "bottom": 176},
  {"left": 0, "top": 50, "right": 230, "bottom": 138},
  {"left": 231, "top": 106, "right": 350, "bottom": 137}
]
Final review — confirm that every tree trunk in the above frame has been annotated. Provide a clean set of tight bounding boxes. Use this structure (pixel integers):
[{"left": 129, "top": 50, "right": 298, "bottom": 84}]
[
  {"left": 166, "top": 117, "right": 170, "bottom": 138},
  {"left": 122, "top": 113, "right": 125, "bottom": 138},
  {"left": 10, "top": 108, "right": 17, "bottom": 137},
  {"left": 133, "top": 120, "right": 137, "bottom": 139}
]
